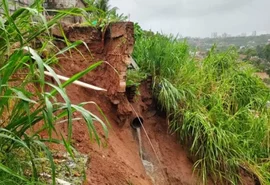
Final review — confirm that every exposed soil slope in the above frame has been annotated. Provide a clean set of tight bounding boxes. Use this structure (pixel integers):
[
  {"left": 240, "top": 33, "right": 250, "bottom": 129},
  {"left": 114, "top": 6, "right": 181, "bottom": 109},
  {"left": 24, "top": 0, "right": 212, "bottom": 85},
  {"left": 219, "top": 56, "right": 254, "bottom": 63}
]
[
  {"left": 56, "top": 77, "right": 200, "bottom": 185},
  {"left": 51, "top": 23, "right": 205, "bottom": 185}
]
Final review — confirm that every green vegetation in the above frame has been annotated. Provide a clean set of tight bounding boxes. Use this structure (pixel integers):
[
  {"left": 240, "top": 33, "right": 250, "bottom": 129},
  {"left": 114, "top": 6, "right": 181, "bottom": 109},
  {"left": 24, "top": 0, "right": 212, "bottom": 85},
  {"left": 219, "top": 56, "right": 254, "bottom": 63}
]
[
  {"left": 241, "top": 44, "right": 270, "bottom": 77},
  {"left": 92, "top": 0, "right": 116, "bottom": 12},
  {"left": 133, "top": 29, "right": 270, "bottom": 184},
  {"left": 186, "top": 34, "right": 270, "bottom": 52},
  {"left": 257, "top": 44, "right": 270, "bottom": 62},
  {"left": 0, "top": 0, "right": 109, "bottom": 184},
  {"left": 126, "top": 69, "right": 147, "bottom": 101},
  {"left": 126, "top": 70, "right": 147, "bottom": 88},
  {"left": 1, "top": 0, "right": 270, "bottom": 184},
  {"left": 82, "top": 0, "right": 127, "bottom": 28}
]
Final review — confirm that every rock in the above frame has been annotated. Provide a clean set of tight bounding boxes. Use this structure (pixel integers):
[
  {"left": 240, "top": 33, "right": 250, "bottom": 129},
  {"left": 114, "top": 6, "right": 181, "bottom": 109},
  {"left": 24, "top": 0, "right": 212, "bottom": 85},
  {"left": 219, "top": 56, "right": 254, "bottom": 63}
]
[
  {"left": 56, "top": 178, "right": 71, "bottom": 185},
  {"left": 142, "top": 160, "right": 154, "bottom": 174},
  {"left": 142, "top": 160, "right": 155, "bottom": 184}
]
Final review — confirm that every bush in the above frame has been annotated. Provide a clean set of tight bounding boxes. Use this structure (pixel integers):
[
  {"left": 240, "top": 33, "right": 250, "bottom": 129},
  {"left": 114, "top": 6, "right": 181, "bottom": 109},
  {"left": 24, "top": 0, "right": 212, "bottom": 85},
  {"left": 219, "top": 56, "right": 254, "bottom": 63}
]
[
  {"left": 0, "top": 1, "right": 108, "bottom": 184},
  {"left": 133, "top": 32, "right": 270, "bottom": 184}
]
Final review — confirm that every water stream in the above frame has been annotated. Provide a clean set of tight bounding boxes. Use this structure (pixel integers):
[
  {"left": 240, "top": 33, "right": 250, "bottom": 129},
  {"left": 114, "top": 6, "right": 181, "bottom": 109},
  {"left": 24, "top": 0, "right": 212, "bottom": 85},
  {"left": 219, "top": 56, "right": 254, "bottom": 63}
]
[
  {"left": 136, "top": 127, "right": 143, "bottom": 160},
  {"left": 129, "top": 103, "right": 163, "bottom": 183}
]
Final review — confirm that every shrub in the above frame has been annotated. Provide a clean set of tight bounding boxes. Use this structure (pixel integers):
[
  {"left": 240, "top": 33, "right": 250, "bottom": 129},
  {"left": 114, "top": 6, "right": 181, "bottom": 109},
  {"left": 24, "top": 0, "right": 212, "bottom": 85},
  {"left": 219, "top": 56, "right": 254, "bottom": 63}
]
[
  {"left": 133, "top": 32, "right": 270, "bottom": 184},
  {"left": 0, "top": 0, "right": 108, "bottom": 184}
]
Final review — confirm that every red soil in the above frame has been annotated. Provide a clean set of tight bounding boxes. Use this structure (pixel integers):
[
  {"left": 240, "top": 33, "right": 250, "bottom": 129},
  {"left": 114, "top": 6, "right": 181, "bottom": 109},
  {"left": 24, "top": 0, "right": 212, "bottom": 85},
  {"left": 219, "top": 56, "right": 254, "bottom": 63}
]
[
  {"left": 49, "top": 23, "right": 200, "bottom": 185},
  {"left": 55, "top": 77, "right": 200, "bottom": 185},
  {"left": 48, "top": 23, "right": 255, "bottom": 185}
]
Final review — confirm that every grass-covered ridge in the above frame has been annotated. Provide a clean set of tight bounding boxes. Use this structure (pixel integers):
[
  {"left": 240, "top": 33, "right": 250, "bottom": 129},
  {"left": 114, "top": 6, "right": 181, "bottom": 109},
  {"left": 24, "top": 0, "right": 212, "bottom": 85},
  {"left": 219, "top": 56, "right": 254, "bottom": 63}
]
[{"left": 133, "top": 31, "right": 270, "bottom": 184}]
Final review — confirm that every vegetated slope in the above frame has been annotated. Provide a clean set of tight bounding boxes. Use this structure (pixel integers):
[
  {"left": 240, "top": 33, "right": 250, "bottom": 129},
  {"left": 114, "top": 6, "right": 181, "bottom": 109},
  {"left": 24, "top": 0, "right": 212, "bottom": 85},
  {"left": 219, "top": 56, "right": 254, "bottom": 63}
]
[
  {"left": 51, "top": 24, "right": 269, "bottom": 184},
  {"left": 132, "top": 30, "right": 270, "bottom": 185},
  {"left": 185, "top": 34, "right": 270, "bottom": 51},
  {"left": 1, "top": 1, "right": 268, "bottom": 183},
  {"left": 0, "top": 1, "right": 205, "bottom": 184}
]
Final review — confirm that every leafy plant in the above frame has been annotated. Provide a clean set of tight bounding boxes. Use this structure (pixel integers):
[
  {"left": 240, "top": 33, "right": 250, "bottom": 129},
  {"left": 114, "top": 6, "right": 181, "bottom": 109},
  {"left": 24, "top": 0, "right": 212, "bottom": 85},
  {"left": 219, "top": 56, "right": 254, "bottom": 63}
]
[
  {"left": 133, "top": 30, "right": 270, "bottom": 184},
  {"left": 126, "top": 70, "right": 147, "bottom": 101},
  {"left": 0, "top": 0, "right": 108, "bottom": 184},
  {"left": 134, "top": 22, "right": 144, "bottom": 40},
  {"left": 81, "top": 0, "right": 127, "bottom": 29},
  {"left": 126, "top": 70, "right": 147, "bottom": 88}
]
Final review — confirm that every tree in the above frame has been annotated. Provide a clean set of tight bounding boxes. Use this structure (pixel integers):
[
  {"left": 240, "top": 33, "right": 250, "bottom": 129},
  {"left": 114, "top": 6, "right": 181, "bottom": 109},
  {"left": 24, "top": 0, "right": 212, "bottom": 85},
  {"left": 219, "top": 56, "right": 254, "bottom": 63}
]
[
  {"left": 94, "top": 0, "right": 117, "bottom": 13},
  {"left": 256, "top": 45, "right": 264, "bottom": 58},
  {"left": 263, "top": 44, "right": 270, "bottom": 61},
  {"left": 244, "top": 48, "right": 257, "bottom": 58}
]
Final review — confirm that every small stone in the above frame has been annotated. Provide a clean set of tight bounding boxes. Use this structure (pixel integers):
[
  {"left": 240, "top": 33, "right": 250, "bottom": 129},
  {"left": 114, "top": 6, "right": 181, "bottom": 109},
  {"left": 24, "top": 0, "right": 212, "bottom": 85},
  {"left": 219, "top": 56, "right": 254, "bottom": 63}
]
[
  {"left": 142, "top": 160, "right": 154, "bottom": 173},
  {"left": 112, "top": 99, "right": 120, "bottom": 104},
  {"left": 73, "top": 172, "right": 81, "bottom": 177},
  {"left": 56, "top": 178, "right": 71, "bottom": 185}
]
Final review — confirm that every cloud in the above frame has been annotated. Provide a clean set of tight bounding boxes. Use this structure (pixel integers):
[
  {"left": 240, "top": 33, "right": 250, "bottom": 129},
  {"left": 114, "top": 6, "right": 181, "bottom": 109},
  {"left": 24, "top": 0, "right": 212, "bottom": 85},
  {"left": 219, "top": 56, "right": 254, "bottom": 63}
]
[{"left": 110, "top": 0, "right": 270, "bottom": 37}]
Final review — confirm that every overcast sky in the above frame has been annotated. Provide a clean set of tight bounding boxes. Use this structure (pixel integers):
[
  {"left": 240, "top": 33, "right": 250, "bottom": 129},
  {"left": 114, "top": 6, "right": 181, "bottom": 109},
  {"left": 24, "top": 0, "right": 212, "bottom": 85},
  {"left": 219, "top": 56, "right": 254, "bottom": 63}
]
[{"left": 110, "top": 0, "right": 270, "bottom": 38}]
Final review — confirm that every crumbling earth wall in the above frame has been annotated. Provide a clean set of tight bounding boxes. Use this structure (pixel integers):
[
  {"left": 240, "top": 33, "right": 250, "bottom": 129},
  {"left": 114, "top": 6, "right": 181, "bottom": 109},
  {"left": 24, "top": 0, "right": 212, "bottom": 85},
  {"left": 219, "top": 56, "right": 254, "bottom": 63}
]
[
  {"left": 52, "top": 23, "right": 204, "bottom": 185},
  {"left": 50, "top": 22, "right": 156, "bottom": 185},
  {"left": 53, "top": 22, "right": 134, "bottom": 126}
]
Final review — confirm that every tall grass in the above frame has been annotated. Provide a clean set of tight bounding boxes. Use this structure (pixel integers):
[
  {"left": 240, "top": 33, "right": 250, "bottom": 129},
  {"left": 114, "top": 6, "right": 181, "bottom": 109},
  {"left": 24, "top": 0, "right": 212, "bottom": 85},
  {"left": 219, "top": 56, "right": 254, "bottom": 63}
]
[
  {"left": 0, "top": 0, "right": 108, "bottom": 184},
  {"left": 133, "top": 32, "right": 270, "bottom": 184}
]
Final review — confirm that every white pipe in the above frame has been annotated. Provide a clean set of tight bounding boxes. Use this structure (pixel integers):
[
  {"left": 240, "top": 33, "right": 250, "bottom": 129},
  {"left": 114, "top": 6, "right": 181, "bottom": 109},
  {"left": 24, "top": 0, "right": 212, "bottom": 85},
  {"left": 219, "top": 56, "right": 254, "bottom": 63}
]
[{"left": 44, "top": 71, "right": 107, "bottom": 92}]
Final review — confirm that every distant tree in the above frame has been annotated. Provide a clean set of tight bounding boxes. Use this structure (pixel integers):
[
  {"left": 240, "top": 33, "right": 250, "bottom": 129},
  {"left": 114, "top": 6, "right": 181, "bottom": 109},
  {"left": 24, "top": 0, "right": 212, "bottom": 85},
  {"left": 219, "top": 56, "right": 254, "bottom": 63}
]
[
  {"left": 94, "top": 0, "right": 117, "bottom": 13},
  {"left": 256, "top": 45, "right": 264, "bottom": 58},
  {"left": 263, "top": 44, "right": 270, "bottom": 61},
  {"left": 244, "top": 48, "right": 257, "bottom": 58},
  {"left": 255, "top": 44, "right": 270, "bottom": 61},
  {"left": 265, "top": 68, "right": 270, "bottom": 76}
]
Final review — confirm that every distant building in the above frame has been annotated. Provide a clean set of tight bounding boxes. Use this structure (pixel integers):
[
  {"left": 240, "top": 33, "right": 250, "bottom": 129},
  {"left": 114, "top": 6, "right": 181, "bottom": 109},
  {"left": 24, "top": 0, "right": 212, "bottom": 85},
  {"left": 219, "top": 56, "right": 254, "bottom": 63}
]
[{"left": 252, "top": 31, "right": 257, "bottom": 36}]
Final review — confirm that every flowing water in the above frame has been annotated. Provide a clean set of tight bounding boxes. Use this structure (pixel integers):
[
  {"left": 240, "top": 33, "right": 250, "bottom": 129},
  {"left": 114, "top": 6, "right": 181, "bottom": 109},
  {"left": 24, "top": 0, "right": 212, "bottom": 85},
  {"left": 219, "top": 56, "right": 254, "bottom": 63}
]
[
  {"left": 129, "top": 103, "right": 168, "bottom": 184},
  {"left": 136, "top": 127, "right": 143, "bottom": 160}
]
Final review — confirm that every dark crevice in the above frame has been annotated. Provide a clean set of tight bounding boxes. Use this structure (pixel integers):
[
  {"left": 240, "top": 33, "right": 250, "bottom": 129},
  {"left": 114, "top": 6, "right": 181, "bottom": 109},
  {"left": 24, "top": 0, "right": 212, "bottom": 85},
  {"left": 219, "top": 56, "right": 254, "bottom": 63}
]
[
  {"left": 126, "top": 85, "right": 137, "bottom": 102},
  {"left": 131, "top": 117, "right": 144, "bottom": 129}
]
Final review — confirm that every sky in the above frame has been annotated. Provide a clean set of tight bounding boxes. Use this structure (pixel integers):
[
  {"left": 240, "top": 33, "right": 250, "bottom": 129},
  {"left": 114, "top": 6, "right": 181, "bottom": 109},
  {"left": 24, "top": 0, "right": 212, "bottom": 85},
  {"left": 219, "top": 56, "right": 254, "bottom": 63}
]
[{"left": 110, "top": 0, "right": 270, "bottom": 38}]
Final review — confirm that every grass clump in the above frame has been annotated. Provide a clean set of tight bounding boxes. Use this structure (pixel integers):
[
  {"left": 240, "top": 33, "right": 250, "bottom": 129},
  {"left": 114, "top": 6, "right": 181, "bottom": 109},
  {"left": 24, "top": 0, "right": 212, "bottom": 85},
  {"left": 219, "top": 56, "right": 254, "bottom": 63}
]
[
  {"left": 126, "top": 70, "right": 147, "bottom": 88},
  {"left": 0, "top": 0, "right": 109, "bottom": 184},
  {"left": 126, "top": 70, "right": 147, "bottom": 101},
  {"left": 133, "top": 32, "right": 270, "bottom": 184}
]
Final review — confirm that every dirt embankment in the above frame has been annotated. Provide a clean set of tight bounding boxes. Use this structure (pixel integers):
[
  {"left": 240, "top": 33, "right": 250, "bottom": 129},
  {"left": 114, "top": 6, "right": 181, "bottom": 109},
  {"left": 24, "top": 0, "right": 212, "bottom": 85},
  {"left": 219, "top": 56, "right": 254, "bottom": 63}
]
[{"left": 51, "top": 22, "right": 202, "bottom": 185}]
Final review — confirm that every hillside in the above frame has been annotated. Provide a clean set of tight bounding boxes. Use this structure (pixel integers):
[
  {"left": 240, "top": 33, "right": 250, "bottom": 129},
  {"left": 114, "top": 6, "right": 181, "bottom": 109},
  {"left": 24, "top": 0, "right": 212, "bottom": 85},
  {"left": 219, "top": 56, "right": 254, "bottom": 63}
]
[
  {"left": 0, "top": 1, "right": 269, "bottom": 185},
  {"left": 184, "top": 34, "right": 270, "bottom": 51}
]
